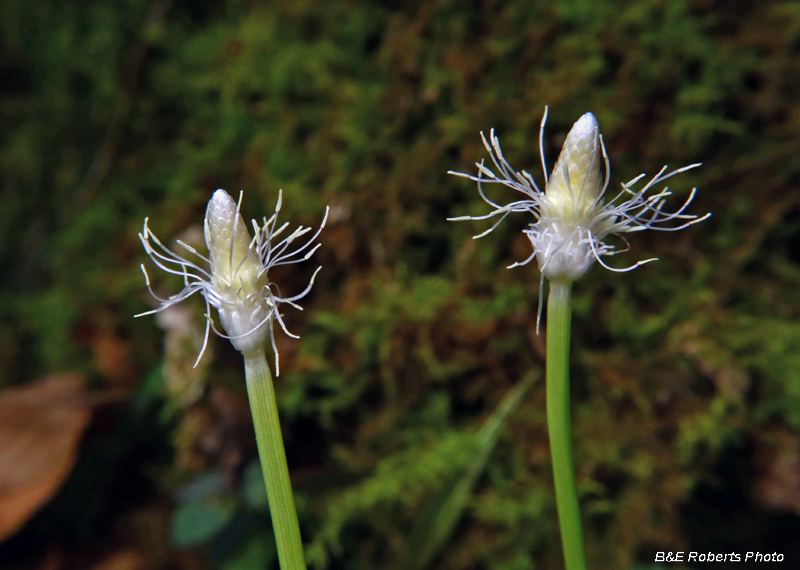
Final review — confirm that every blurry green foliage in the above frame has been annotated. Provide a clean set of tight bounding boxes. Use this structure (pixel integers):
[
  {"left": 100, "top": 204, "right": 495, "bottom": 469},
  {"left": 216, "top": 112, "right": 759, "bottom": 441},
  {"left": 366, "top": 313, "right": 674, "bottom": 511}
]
[
  {"left": 169, "top": 463, "right": 278, "bottom": 568},
  {"left": 221, "top": 535, "right": 277, "bottom": 570},
  {"left": 2, "top": 0, "right": 800, "bottom": 568},
  {"left": 242, "top": 461, "right": 270, "bottom": 510},
  {"left": 172, "top": 496, "right": 238, "bottom": 548}
]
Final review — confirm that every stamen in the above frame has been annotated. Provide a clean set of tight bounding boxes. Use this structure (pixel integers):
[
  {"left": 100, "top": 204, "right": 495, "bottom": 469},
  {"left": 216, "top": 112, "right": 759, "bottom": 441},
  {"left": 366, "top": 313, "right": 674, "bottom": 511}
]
[
  {"left": 448, "top": 109, "right": 708, "bottom": 302},
  {"left": 540, "top": 106, "right": 549, "bottom": 185},
  {"left": 138, "top": 189, "right": 325, "bottom": 374}
]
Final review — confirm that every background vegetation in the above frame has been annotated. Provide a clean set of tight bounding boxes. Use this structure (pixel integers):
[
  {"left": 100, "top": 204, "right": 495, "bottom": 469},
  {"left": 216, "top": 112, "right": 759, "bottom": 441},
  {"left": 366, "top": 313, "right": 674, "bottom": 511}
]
[{"left": 1, "top": 0, "right": 800, "bottom": 569}]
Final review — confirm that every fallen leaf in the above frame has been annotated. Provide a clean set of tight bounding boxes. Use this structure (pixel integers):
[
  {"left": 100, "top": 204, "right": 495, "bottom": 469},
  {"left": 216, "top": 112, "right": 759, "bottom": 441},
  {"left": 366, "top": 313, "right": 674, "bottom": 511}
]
[
  {"left": 90, "top": 550, "right": 148, "bottom": 570},
  {"left": 0, "top": 374, "right": 92, "bottom": 540},
  {"left": 753, "top": 429, "right": 800, "bottom": 514},
  {"left": 90, "top": 329, "right": 137, "bottom": 389},
  {"left": 35, "top": 547, "right": 65, "bottom": 570}
]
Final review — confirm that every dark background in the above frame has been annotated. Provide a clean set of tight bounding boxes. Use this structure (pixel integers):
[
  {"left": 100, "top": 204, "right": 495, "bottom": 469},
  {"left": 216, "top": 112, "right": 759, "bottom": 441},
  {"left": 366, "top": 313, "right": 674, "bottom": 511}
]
[{"left": 1, "top": 0, "right": 799, "bottom": 569}]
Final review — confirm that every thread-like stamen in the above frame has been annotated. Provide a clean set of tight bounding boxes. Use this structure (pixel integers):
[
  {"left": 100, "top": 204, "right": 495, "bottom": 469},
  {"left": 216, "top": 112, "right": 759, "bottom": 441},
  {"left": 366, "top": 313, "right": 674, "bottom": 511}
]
[
  {"left": 540, "top": 106, "right": 550, "bottom": 185},
  {"left": 448, "top": 107, "right": 709, "bottom": 323},
  {"left": 138, "top": 190, "right": 326, "bottom": 373}
]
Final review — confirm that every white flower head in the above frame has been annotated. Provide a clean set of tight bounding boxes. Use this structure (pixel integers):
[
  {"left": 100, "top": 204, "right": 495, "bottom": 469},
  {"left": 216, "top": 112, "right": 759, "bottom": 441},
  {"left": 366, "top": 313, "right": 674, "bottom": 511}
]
[
  {"left": 449, "top": 107, "right": 710, "bottom": 326},
  {"left": 137, "top": 189, "right": 328, "bottom": 374}
]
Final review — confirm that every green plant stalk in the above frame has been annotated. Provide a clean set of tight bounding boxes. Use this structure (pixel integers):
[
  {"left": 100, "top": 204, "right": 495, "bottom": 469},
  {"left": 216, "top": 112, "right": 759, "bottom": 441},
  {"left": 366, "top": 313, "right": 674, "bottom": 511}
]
[
  {"left": 546, "top": 281, "right": 586, "bottom": 570},
  {"left": 244, "top": 350, "right": 306, "bottom": 570}
]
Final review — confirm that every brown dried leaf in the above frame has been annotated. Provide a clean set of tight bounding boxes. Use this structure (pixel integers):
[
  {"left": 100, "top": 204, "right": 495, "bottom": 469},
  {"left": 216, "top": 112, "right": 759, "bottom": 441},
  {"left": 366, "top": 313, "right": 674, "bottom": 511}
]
[
  {"left": 90, "top": 330, "right": 136, "bottom": 390},
  {"left": 753, "top": 429, "right": 800, "bottom": 514},
  {"left": 90, "top": 550, "right": 148, "bottom": 570},
  {"left": 0, "top": 374, "right": 92, "bottom": 540}
]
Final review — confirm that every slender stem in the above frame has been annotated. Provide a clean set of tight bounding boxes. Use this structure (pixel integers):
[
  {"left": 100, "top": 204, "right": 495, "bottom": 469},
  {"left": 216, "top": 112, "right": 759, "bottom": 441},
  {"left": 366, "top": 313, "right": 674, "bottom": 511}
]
[
  {"left": 243, "top": 350, "right": 306, "bottom": 570},
  {"left": 546, "top": 281, "right": 587, "bottom": 570}
]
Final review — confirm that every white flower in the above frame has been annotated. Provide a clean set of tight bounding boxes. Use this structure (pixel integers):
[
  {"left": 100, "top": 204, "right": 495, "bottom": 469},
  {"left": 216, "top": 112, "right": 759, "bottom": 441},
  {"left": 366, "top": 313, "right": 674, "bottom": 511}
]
[
  {"left": 449, "top": 108, "right": 710, "bottom": 324},
  {"left": 137, "top": 189, "right": 328, "bottom": 374}
]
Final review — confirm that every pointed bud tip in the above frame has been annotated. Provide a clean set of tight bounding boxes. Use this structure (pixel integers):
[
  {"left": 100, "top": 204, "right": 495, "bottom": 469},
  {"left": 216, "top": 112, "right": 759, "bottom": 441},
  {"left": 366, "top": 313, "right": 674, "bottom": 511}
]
[
  {"left": 568, "top": 112, "right": 598, "bottom": 142},
  {"left": 544, "top": 111, "right": 604, "bottom": 223},
  {"left": 206, "top": 190, "right": 238, "bottom": 229},
  {"left": 209, "top": 189, "right": 234, "bottom": 210},
  {"left": 204, "top": 189, "right": 253, "bottom": 267}
]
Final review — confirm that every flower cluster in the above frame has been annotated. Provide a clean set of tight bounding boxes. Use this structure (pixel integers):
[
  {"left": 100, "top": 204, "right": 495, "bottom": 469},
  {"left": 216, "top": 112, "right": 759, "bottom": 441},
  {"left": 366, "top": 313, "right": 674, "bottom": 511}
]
[
  {"left": 449, "top": 108, "right": 710, "bottom": 323},
  {"left": 137, "top": 189, "right": 328, "bottom": 374}
]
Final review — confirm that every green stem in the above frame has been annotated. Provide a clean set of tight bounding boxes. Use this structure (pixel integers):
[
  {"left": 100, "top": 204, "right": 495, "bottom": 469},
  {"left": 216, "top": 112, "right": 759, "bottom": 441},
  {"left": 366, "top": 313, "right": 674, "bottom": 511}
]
[
  {"left": 243, "top": 351, "right": 306, "bottom": 570},
  {"left": 546, "top": 281, "right": 587, "bottom": 570}
]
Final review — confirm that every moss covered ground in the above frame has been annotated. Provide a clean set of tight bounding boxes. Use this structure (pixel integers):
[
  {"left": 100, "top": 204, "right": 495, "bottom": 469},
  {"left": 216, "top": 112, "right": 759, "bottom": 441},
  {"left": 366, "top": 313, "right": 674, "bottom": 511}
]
[{"left": 1, "top": 1, "right": 800, "bottom": 569}]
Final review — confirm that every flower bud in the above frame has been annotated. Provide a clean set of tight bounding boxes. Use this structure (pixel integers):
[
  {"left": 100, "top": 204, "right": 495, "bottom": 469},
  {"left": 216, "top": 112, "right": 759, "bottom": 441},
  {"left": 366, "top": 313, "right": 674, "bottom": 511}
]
[
  {"left": 534, "top": 113, "right": 604, "bottom": 281},
  {"left": 449, "top": 106, "right": 708, "bottom": 296},
  {"left": 205, "top": 190, "right": 269, "bottom": 356},
  {"left": 138, "top": 188, "right": 326, "bottom": 373},
  {"left": 542, "top": 112, "right": 603, "bottom": 225}
]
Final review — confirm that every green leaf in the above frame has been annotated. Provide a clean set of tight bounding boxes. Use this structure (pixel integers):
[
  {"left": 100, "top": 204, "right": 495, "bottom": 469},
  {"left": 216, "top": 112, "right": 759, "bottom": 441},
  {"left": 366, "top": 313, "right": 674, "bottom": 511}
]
[
  {"left": 404, "top": 371, "right": 538, "bottom": 570},
  {"left": 171, "top": 497, "right": 237, "bottom": 548},
  {"left": 220, "top": 534, "right": 277, "bottom": 570},
  {"left": 241, "top": 461, "right": 269, "bottom": 509}
]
